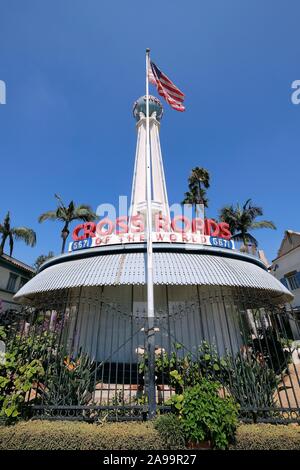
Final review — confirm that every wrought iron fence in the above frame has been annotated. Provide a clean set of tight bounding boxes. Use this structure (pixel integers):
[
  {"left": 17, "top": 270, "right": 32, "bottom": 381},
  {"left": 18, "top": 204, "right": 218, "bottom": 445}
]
[{"left": 0, "top": 286, "right": 300, "bottom": 423}]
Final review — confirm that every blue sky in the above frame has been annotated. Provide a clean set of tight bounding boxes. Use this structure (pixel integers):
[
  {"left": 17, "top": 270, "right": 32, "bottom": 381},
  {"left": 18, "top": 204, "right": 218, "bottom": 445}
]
[{"left": 0, "top": 0, "right": 299, "bottom": 266}]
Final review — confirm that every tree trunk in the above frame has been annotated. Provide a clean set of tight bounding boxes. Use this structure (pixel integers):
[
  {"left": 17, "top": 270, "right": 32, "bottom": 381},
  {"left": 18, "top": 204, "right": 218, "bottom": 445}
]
[
  {"left": 242, "top": 233, "right": 249, "bottom": 253},
  {"left": 61, "top": 224, "right": 70, "bottom": 254},
  {"left": 196, "top": 181, "right": 203, "bottom": 217},
  {"left": 0, "top": 235, "right": 6, "bottom": 255},
  {"left": 198, "top": 181, "right": 202, "bottom": 205}
]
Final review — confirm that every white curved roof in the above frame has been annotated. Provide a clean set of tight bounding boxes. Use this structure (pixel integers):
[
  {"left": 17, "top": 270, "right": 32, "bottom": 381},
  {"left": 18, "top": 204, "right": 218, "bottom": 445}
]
[{"left": 14, "top": 244, "right": 293, "bottom": 303}]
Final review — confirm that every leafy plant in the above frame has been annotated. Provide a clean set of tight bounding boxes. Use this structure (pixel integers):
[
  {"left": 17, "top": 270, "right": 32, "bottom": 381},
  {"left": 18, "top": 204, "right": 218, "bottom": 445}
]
[
  {"left": 0, "top": 326, "right": 6, "bottom": 344},
  {"left": 175, "top": 378, "right": 239, "bottom": 450},
  {"left": 251, "top": 327, "right": 290, "bottom": 374},
  {"left": 40, "top": 350, "right": 95, "bottom": 406},
  {"left": 0, "top": 328, "right": 53, "bottom": 423},
  {"left": 6, "top": 331, "right": 57, "bottom": 367},
  {"left": 196, "top": 341, "right": 228, "bottom": 382},
  {"left": 0, "top": 328, "right": 95, "bottom": 422},
  {"left": 0, "top": 329, "right": 58, "bottom": 423},
  {"left": 225, "top": 354, "right": 278, "bottom": 418},
  {"left": 139, "top": 341, "right": 228, "bottom": 394},
  {"left": 0, "top": 352, "right": 44, "bottom": 423}
]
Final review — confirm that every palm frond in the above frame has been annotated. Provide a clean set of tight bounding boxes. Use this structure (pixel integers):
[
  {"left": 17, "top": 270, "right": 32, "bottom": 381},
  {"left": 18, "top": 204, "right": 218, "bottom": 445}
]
[
  {"left": 55, "top": 194, "right": 67, "bottom": 209},
  {"left": 189, "top": 167, "right": 210, "bottom": 189},
  {"left": 72, "top": 205, "right": 97, "bottom": 222},
  {"left": 182, "top": 191, "right": 194, "bottom": 205},
  {"left": 38, "top": 211, "right": 58, "bottom": 223},
  {"left": 0, "top": 212, "right": 11, "bottom": 235},
  {"left": 56, "top": 207, "right": 69, "bottom": 221},
  {"left": 219, "top": 198, "right": 275, "bottom": 248},
  {"left": 219, "top": 205, "right": 238, "bottom": 234},
  {"left": 231, "top": 232, "right": 258, "bottom": 246},
  {"left": 12, "top": 227, "right": 37, "bottom": 247},
  {"left": 33, "top": 251, "right": 54, "bottom": 271},
  {"left": 230, "top": 233, "right": 244, "bottom": 242},
  {"left": 251, "top": 220, "right": 276, "bottom": 230},
  {"left": 242, "top": 199, "right": 252, "bottom": 211}
]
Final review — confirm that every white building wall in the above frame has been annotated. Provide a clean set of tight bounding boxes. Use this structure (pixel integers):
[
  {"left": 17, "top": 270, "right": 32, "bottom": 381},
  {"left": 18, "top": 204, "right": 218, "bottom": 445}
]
[
  {"left": 0, "top": 265, "right": 11, "bottom": 292},
  {"left": 271, "top": 246, "right": 300, "bottom": 339},
  {"left": 272, "top": 246, "right": 300, "bottom": 309},
  {"left": 66, "top": 285, "right": 242, "bottom": 363},
  {"left": 130, "top": 115, "right": 169, "bottom": 221},
  {"left": 0, "top": 263, "right": 30, "bottom": 310}
]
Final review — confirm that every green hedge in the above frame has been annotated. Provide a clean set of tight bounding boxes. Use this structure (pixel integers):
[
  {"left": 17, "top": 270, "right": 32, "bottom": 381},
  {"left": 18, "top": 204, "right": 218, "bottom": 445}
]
[
  {"left": 232, "top": 424, "right": 300, "bottom": 450},
  {"left": 0, "top": 421, "right": 299, "bottom": 450},
  {"left": 0, "top": 421, "right": 166, "bottom": 450}
]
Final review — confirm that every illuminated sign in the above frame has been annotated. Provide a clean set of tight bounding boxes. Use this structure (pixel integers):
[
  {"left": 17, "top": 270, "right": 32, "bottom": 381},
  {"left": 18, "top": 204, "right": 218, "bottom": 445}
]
[{"left": 69, "top": 216, "right": 234, "bottom": 252}]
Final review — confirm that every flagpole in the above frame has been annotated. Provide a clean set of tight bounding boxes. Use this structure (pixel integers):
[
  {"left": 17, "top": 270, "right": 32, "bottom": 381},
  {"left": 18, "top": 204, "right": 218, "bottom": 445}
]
[{"left": 145, "top": 48, "right": 156, "bottom": 418}]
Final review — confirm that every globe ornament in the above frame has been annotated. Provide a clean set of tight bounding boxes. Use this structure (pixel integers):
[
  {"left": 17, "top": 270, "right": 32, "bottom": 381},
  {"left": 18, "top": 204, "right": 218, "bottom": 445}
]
[{"left": 133, "top": 95, "right": 163, "bottom": 121}]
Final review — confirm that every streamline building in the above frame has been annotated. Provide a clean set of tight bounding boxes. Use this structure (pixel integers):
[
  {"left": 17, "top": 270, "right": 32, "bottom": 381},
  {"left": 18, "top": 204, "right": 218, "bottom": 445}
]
[{"left": 14, "top": 96, "right": 293, "bottom": 364}]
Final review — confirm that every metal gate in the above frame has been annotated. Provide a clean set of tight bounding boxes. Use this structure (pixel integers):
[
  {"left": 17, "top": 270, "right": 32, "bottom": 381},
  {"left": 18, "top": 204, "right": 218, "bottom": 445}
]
[{"left": 1, "top": 288, "right": 300, "bottom": 423}]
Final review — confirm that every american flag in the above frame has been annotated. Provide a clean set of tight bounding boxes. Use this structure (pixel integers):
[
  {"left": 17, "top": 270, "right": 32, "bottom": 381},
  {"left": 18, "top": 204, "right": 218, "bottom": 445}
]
[{"left": 148, "top": 60, "right": 185, "bottom": 112}]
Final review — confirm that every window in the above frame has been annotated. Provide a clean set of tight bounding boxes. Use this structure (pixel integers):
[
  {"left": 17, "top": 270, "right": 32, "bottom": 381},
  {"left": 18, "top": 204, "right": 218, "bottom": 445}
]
[
  {"left": 286, "top": 272, "right": 300, "bottom": 291},
  {"left": 280, "top": 277, "right": 288, "bottom": 288},
  {"left": 6, "top": 273, "right": 18, "bottom": 292},
  {"left": 19, "top": 277, "right": 27, "bottom": 289}
]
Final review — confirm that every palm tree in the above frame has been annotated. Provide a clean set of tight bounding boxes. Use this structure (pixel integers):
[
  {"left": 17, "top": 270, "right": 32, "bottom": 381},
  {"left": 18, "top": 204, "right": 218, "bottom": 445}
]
[
  {"left": 33, "top": 251, "right": 54, "bottom": 271},
  {"left": 38, "top": 194, "right": 97, "bottom": 254},
  {"left": 0, "top": 212, "right": 36, "bottom": 257},
  {"left": 189, "top": 167, "right": 210, "bottom": 193},
  {"left": 182, "top": 186, "right": 208, "bottom": 212},
  {"left": 182, "top": 167, "right": 210, "bottom": 214},
  {"left": 219, "top": 199, "right": 276, "bottom": 252}
]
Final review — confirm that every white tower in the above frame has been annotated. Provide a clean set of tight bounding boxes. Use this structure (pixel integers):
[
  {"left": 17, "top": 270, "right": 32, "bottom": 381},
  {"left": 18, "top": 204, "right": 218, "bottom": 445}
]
[{"left": 130, "top": 96, "right": 170, "bottom": 224}]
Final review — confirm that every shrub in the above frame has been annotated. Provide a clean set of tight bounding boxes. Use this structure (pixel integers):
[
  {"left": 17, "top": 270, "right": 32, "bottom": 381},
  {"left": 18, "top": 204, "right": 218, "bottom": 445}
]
[
  {"left": 0, "top": 421, "right": 299, "bottom": 450},
  {"left": 0, "top": 327, "right": 45, "bottom": 423},
  {"left": 233, "top": 424, "right": 300, "bottom": 450},
  {"left": 139, "top": 341, "right": 228, "bottom": 394},
  {"left": 0, "top": 359, "right": 44, "bottom": 423},
  {"left": 40, "top": 350, "right": 95, "bottom": 407},
  {"left": 0, "top": 420, "right": 167, "bottom": 450},
  {"left": 0, "top": 326, "right": 95, "bottom": 421},
  {"left": 154, "top": 414, "right": 185, "bottom": 449},
  {"left": 169, "top": 378, "right": 239, "bottom": 449},
  {"left": 226, "top": 354, "right": 278, "bottom": 418},
  {"left": 251, "top": 327, "right": 290, "bottom": 374}
]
